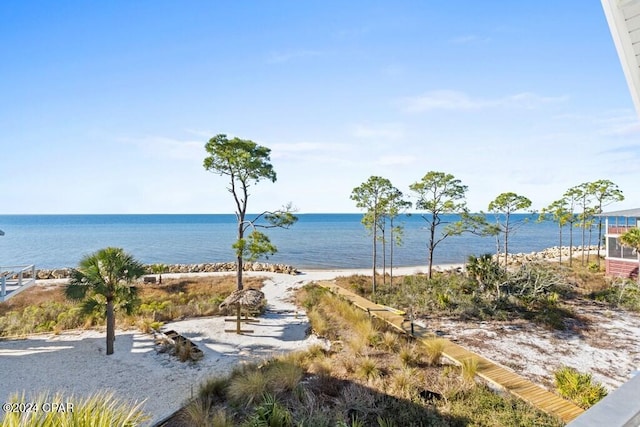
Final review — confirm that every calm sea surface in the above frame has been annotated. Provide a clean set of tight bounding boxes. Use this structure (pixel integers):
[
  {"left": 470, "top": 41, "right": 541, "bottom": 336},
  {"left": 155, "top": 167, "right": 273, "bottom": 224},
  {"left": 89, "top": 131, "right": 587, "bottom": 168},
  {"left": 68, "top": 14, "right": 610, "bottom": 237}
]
[{"left": 0, "top": 214, "right": 585, "bottom": 269}]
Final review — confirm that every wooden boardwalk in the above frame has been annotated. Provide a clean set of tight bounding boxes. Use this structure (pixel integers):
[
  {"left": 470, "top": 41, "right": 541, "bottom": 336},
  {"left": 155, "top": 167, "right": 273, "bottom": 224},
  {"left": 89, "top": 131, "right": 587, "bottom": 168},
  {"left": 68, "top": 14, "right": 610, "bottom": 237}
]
[{"left": 318, "top": 281, "right": 584, "bottom": 424}]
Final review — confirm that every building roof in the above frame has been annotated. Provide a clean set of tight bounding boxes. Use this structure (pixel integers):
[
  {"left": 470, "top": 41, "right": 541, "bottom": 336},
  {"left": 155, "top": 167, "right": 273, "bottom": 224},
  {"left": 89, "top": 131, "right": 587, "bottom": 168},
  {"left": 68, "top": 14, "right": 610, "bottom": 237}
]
[
  {"left": 601, "top": 0, "right": 640, "bottom": 117},
  {"left": 596, "top": 207, "right": 640, "bottom": 217}
]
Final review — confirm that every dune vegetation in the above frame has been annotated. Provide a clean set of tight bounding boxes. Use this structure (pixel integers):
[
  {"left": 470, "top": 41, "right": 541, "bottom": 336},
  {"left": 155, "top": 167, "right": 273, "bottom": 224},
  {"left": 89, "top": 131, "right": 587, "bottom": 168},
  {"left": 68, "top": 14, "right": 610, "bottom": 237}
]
[
  {"left": 167, "top": 285, "right": 563, "bottom": 427},
  {"left": 0, "top": 275, "right": 265, "bottom": 338}
]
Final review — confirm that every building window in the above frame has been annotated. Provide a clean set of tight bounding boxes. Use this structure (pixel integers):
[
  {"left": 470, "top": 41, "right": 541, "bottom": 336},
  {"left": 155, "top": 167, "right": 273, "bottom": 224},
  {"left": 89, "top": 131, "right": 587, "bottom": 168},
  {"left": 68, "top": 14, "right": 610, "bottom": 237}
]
[{"left": 608, "top": 236, "right": 638, "bottom": 260}]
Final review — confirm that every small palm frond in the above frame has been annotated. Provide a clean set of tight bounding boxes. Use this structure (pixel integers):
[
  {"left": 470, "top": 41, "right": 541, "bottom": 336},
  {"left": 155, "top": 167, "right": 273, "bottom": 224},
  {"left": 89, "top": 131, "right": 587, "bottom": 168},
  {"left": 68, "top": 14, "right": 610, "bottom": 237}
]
[
  {"left": 115, "top": 286, "right": 141, "bottom": 315},
  {"left": 65, "top": 280, "right": 90, "bottom": 301},
  {"left": 80, "top": 297, "right": 106, "bottom": 318}
]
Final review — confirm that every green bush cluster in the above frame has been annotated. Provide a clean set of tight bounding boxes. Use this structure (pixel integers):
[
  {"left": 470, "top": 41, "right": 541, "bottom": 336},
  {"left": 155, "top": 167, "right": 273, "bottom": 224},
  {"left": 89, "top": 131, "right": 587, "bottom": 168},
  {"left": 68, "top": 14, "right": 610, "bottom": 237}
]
[
  {"left": 592, "top": 279, "right": 640, "bottom": 312},
  {"left": 554, "top": 366, "right": 608, "bottom": 409},
  {"left": 373, "top": 257, "right": 575, "bottom": 329},
  {"left": 0, "top": 302, "right": 84, "bottom": 337}
]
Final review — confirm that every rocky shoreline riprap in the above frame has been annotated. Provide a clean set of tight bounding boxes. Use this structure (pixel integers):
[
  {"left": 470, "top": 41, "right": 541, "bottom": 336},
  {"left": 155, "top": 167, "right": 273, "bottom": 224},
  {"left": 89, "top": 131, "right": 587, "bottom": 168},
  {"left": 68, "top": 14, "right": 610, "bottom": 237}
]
[
  {"left": 31, "top": 261, "right": 299, "bottom": 280},
  {"left": 17, "top": 246, "right": 602, "bottom": 280},
  {"left": 493, "top": 245, "right": 600, "bottom": 266}
]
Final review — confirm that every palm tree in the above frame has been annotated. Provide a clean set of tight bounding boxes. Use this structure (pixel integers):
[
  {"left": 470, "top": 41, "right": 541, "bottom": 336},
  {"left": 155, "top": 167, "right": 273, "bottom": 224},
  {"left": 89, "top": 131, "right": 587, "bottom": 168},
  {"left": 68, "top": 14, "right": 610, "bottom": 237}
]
[
  {"left": 65, "top": 247, "right": 145, "bottom": 355},
  {"left": 619, "top": 228, "right": 640, "bottom": 284}
]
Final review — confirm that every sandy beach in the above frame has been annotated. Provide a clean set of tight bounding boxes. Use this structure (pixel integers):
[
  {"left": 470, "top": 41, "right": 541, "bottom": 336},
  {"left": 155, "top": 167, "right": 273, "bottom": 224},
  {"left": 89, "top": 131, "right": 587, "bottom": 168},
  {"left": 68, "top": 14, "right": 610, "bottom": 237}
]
[{"left": 1, "top": 264, "right": 639, "bottom": 426}]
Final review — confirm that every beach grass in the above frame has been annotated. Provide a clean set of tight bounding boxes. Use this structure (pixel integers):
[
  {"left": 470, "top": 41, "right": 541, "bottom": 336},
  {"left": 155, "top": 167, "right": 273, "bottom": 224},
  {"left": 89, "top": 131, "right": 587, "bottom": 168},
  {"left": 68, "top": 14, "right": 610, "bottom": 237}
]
[
  {"left": 1, "top": 391, "right": 149, "bottom": 427},
  {"left": 173, "top": 284, "right": 562, "bottom": 427},
  {"left": 0, "top": 275, "right": 264, "bottom": 337}
]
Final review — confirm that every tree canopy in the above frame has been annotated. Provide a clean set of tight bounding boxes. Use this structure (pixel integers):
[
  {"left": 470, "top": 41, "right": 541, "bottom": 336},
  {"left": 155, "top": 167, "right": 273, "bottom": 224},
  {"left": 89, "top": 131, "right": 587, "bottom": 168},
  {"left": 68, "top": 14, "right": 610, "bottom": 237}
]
[
  {"left": 409, "top": 171, "right": 469, "bottom": 278},
  {"left": 351, "top": 176, "right": 395, "bottom": 294},
  {"left": 488, "top": 192, "right": 532, "bottom": 265},
  {"left": 204, "top": 134, "right": 296, "bottom": 291},
  {"left": 539, "top": 198, "right": 573, "bottom": 265}
]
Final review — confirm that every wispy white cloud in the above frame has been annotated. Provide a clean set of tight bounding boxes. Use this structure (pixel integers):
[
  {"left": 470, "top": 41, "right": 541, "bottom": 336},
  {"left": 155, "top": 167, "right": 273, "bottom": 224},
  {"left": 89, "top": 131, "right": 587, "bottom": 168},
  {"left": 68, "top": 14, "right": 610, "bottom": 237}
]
[
  {"left": 266, "top": 49, "right": 324, "bottom": 64},
  {"left": 449, "top": 35, "right": 491, "bottom": 44},
  {"left": 351, "top": 122, "right": 405, "bottom": 139},
  {"left": 399, "top": 90, "right": 568, "bottom": 113}
]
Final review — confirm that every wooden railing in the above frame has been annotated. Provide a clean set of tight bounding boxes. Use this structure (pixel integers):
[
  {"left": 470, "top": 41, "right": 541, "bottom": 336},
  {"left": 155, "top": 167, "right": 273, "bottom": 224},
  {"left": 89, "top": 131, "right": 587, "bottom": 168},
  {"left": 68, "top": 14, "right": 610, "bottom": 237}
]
[{"left": 0, "top": 264, "right": 36, "bottom": 301}]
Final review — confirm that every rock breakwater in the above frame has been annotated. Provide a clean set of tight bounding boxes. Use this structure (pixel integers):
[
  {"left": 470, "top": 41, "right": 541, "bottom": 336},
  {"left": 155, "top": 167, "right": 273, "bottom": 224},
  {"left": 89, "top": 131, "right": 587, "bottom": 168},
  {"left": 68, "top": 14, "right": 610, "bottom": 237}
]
[
  {"left": 492, "top": 245, "right": 600, "bottom": 266},
  {"left": 33, "top": 262, "right": 299, "bottom": 280}
]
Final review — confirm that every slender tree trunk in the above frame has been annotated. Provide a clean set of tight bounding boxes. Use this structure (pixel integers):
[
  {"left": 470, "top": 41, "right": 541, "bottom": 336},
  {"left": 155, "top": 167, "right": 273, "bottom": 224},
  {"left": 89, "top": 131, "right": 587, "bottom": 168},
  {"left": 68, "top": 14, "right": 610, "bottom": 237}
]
[
  {"left": 237, "top": 220, "right": 244, "bottom": 291},
  {"left": 504, "top": 213, "right": 510, "bottom": 267},
  {"left": 372, "top": 212, "right": 377, "bottom": 294},
  {"left": 559, "top": 225, "right": 563, "bottom": 265},
  {"left": 569, "top": 221, "right": 574, "bottom": 267},
  {"left": 428, "top": 220, "right": 436, "bottom": 279},
  {"left": 581, "top": 210, "right": 586, "bottom": 266},
  {"left": 597, "top": 218, "right": 604, "bottom": 267},
  {"left": 382, "top": 225, "right": 386, "bottom": 286},
  {"left": 588, "top": 225, "right": 594, "bottom": 264},
  {"left": 390, "top": 219, "right": 394, "bottom": 286},
  {"left": 106, "top": 297, "right": 115, "bottom": 355}
]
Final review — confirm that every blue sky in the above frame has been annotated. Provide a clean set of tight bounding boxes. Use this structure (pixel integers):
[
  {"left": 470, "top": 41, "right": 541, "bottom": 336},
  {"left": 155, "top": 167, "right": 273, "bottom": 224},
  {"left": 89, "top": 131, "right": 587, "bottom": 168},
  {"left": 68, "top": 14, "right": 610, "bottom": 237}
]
[{"left": 1, "top": 1, "right": 638, "bottom": 214}]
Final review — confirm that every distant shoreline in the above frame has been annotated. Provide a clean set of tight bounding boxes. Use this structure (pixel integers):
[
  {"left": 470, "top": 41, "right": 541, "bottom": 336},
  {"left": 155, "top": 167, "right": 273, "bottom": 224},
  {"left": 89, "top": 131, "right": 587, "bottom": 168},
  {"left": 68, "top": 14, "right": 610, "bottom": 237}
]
[{"left": 28, "top": 245, "right": 602, "bottom": 282}]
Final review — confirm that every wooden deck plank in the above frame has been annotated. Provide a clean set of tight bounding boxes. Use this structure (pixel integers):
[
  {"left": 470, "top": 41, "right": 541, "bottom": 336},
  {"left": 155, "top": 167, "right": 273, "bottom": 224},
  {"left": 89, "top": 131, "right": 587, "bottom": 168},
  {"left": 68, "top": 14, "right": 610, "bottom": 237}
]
[{"left": 318, "top": 281, "right": 585, "bottom": 423}]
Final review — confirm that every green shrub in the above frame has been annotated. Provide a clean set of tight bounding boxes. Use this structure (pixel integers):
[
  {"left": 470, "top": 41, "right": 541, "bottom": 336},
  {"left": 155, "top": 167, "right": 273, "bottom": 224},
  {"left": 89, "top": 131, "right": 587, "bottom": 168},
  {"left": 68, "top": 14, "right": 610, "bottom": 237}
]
[
  {"left": 0, "top": 302, "right": 84, "bottom": 337},
  {"left": 554, "top": 366, "right": 607, "bottom": 408},
  {"left": 267, "top": 361, "right": 304, "bottom": 393},
  {"left": 466, "top": 254, "right": 505, "bottom": 291},
  {"left": 198, "top": 376, "right": 229, "bottom": 402},
  {"left": 246, "top": 393, "right": 293, "bottom": 427},
  {"left": 593, "top": 279, "right": 640, "bottom": 312},
  {"left": 588, "top": 262, "right": 600, "bottom": 272},
  {"left": 228, "top": 368, "right": 270, "bottom": 406}
]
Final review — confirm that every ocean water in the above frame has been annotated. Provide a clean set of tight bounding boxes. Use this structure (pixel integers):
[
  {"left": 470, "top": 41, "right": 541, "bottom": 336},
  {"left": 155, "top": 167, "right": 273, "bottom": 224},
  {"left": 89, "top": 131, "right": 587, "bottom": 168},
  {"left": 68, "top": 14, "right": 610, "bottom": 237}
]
[{"left": 0, "top": 213, "right": 590, "bottom": 270}]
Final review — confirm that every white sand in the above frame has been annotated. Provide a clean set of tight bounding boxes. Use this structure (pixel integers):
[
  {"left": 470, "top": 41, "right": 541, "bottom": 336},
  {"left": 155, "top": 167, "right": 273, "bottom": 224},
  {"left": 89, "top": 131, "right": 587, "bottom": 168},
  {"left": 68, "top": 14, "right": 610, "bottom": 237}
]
[
  {"left": 422, "top": 299, "right": 640, "bottom": 392},
  {"left": 2, "top": 264, "right": 638, "bottom": 425}
]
